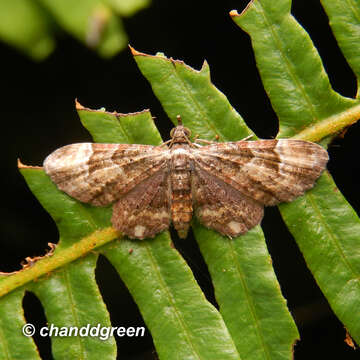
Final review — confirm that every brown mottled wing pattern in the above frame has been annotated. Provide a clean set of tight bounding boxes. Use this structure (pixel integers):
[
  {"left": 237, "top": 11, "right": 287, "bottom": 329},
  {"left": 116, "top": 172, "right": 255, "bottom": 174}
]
[
  {"left": 43, "top": 134, "right": 328, "bottom": 239},
  {"left": 192, "top": 166, "right": 264, "bottom": 237},
  {"left": 43, "top": 143, "right": 171, "bottom": 239},
  {"left": 43, "top": 143, "right": 169, "bottom": 206},
  {"left": 111, "top": 169, "right": 171, "bottom": 239},
  {"left": 192, "top": 139, "right": 328, "bottom": 237}
]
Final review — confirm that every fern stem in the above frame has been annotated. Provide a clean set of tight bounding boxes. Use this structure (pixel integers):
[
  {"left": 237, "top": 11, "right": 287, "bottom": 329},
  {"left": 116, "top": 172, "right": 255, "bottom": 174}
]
[
  {"left": 292, "top": 103, "right": 360, "bottom": 142},
  {"left": 0, "top": 227, "right": 119, "bottom": 298}
]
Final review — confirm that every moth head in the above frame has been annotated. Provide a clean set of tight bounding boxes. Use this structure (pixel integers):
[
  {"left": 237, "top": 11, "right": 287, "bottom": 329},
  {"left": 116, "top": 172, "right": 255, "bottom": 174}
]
[{"left": 170, "top": 125, "right": 191, "bottom": 142}]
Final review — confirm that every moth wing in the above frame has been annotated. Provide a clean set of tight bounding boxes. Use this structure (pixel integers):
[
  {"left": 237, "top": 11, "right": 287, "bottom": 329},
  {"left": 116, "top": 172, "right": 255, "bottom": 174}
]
[
  {"left": 112, "top": 169, "right": 171, "bottom": 239},
  {"left": 192, "top": 165, "right": 264, "bottom": 237},
  {"left": 193, "top": 139, "right": 328, "bottom": 206},
  {"left": 43, "top": 143, "right": 170, "bottom": 206}
]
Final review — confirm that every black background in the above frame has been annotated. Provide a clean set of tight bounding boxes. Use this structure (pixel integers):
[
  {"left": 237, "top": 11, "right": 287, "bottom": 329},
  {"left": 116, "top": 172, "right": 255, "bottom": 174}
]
[{"left": 1, "top": 0, "right": 360, "bottom": 359}]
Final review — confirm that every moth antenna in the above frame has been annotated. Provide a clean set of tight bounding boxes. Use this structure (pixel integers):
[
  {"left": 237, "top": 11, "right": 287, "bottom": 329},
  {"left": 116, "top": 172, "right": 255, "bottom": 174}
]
[
  {"left": 176, "top": 115, "right": 183, "bottom": 125},
  {"left": 160, "top": 139, "right": 172, "bottom": 147},
  {"left": 241, "top": 134, "right": 253, "bottom": 141}
]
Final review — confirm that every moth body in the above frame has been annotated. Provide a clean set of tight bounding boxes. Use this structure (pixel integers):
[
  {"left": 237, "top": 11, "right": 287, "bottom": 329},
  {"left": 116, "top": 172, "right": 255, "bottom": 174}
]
[{"left": 169, "top": 127, "right": 194, "bottom": 238}]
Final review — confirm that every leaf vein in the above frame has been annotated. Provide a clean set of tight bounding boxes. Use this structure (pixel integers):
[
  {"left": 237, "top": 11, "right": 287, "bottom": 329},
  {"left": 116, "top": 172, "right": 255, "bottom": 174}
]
[
  {"left": 228, "top": 239, "right": 272, "bottom": 360},
  {"left": 63, "top": 269, "right": 86, "bottom": 359},
  {"left": 171, "top": 61, "right": 227, "bottom": 141},
  {"left": 144, "top": 242, "right": 202, "bottom": 359},
  {"left": 345, "top": 0, "right": 360, "bottom": 23},
  {"left": 306, "top": 190, "right": 360, "bottom": 283},
  {"left": 256, "top": 2, "right": 320, "bottom": 126},
  {"left": 0, "top": 324, "right": 10, "bottom": 360}
]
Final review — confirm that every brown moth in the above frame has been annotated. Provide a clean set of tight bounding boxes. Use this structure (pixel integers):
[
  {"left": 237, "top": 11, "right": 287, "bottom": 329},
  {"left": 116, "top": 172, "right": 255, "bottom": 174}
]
[{"left": 43, "top": 116, "right": 328, "bottom": 239}]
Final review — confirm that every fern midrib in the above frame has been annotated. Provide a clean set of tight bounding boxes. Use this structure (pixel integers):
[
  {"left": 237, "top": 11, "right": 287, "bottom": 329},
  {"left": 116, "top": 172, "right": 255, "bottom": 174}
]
[
  {"left": 0, "top": 322, "right": 10, "bottom": 360},
  {"left": 227, "top": 237, "right": 272, "bottom": 360},
  {"left": 345, "top": 0, "right": 360, "bottom": 23},
  {"left": 255, "top": 2, "right": 321, "bottom": 126},
  {"left": 144, "top": 242, "right": 203, "bottom": 360},
  {"left": 291, "top": 102, "right": 360, "bottom": 141},
  {"left": 0, "top": 228, "right": 118, "bottom": 298},
  {"left": 63, "top": 269, "right": 87, "bottom": 359},
  {"left": 305, "top": 180, "right": 360, "bottom": 283},
  {"left": 169, "top": 60, "right": 228, "bottom": 142}
]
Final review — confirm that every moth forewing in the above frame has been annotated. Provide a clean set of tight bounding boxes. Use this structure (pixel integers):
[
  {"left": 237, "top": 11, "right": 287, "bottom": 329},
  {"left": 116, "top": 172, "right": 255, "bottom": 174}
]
[
  {"left": 193, "top": 139, "right": 328, "bottom": 206},
  {"left": 44, "top": 142, "right": 170, "bottom": 206}
]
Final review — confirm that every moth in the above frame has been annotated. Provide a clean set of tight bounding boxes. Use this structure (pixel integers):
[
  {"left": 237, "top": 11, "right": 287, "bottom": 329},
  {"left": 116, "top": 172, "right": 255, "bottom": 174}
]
[{"left": 43, "top": 117, "right": 328, "bottom": 239}]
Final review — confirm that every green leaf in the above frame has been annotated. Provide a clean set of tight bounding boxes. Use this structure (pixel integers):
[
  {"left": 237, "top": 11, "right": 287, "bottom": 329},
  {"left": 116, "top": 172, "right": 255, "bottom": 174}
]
[
  {"left": 0, "top": 0, "right": 54, "bottom": 60},
  {"left": 0, "top": 289, "right": 39, "bottom": 359},
  {"left": 320, "top": 0, "right": 360, "bottom": 97},
  {"left": 194, "top": 224, "right": 299, "bottom": 360},
  {"left": 133, "top": 49, "right": 299, "bottom": 360},
  {"left": 280, "top": 171, "right": 360, "bottom": 342},
  {"left": 231, "top": 0, "right": 358, "bottom": 140},
  {"left": 30, "top": 255, "right": 117, "bottom": 360},
  {"left": 0, "top": 0, "right": 150, "bottom": 59},
  {"left": 232, "top": 0, "right": 360, "bottom": 344},
  {"left": 38, "top": 0, "right": 127, "bottom": 57},
  {"left": 76, "top": 103, "right": 163, "bottom": 145},
  {"left": 131, "top": 47, "right": 253, "bottom": 141},
  {"left": 104, "top": 0, "right": 150, "bottom": 17},
  {"left": 103, "top": 234, "right": 239, "bottom": 360}
]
